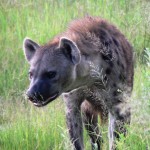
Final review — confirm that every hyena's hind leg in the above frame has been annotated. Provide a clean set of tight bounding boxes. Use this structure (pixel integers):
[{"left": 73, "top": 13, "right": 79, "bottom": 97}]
[
  {"left": 81, "top": 100, "right": 104, "bottom": 150},
  {"left": 107, "top": 99, "right": 131, "bottom": 150}
]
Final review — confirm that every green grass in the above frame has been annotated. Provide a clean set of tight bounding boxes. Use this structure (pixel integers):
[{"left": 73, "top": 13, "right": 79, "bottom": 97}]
[{"left": 0, "top": 0, "right": 150, "bottom": 150}]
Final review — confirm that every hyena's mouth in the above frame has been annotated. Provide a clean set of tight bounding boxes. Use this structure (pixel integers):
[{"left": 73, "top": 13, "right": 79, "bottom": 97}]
[{"left": 33, "top": 93, "right": 59, "bottom": 107}]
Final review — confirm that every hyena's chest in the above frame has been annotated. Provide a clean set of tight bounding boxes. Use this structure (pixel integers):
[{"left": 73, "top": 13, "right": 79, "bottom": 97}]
[{"left": 83, "top": 85, "right": 108, "bottom": 106}]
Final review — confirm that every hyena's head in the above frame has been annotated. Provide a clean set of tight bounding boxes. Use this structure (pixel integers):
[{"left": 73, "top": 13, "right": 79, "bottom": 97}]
[{"left": 23, "top": 37, "right": 81, "bottom": 107}]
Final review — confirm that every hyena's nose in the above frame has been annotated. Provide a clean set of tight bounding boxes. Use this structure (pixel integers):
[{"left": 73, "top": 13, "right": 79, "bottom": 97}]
[
  {"left": 26, "top": 90, "right": 36, "bottom": 102},
  {"left": 26, "top": 90, "right": 43, "bottom": 102}
]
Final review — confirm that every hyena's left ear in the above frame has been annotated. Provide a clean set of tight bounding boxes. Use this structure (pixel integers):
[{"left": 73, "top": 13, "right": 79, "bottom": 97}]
[
  {"left": 23, "top": 38, "right": 40, "bottom": 63},
  {"left": 59, "top": 37, "right": 81, "bottom": 65}
]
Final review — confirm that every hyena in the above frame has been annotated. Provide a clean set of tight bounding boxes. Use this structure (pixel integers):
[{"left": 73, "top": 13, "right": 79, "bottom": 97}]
[{"left": 23, "top": 16, "right": 134, "bottom": 150}]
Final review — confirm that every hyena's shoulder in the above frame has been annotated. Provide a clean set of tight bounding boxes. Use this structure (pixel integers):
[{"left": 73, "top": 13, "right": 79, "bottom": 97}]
[
  {"left": 62, "top": 16, "right": 134, "bottom": 87},
  {"left": 61, "top": 16, "right": 133, "bottom": 60}
]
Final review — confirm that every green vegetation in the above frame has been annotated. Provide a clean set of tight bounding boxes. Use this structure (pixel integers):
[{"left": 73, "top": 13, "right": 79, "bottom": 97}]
[{"left": 0, "top": 0, "right": 149, "bottom": 149}]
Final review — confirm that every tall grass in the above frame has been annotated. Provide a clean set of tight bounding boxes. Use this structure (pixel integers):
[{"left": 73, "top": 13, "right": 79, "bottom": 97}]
[{"left": 0, "top": 0, "right": 150, "bottom": 150}]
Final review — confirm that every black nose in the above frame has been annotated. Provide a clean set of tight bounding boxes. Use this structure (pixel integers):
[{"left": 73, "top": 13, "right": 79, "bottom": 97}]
[
  {"left": 26, "top": 90, "right": 43, "bottom": 102},
  {"left": 26, "top": 90, "right": 35, "bottom": 102}
]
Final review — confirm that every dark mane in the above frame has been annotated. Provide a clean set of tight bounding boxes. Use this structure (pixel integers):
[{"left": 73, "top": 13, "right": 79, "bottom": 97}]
[{"left": 49, "top": 16, "right": 132, "bottom": 70}]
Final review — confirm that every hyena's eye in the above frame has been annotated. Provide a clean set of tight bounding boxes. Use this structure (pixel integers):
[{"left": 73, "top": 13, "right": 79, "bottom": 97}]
[
  {"left": 28, "top": 71, "right": 33, "bottom": 79},
  {"left": 47, "top": 71, "right": 56, "bottom": 79}
]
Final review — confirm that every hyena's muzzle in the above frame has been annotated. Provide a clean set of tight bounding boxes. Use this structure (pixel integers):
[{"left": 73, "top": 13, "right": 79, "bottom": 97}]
[{"left": 27, "top": 79, "right": 59, "bottom": 107}]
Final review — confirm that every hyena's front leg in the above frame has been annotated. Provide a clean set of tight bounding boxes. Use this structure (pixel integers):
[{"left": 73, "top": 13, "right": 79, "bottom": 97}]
[
  {"left": 63, "top": 91, "right": 84, "bottom": 150},
  {"left": 81, "top": 100, "right": 103, "bottom": 150},
  {"left": 108, "top": 100, "right": 131, "bottom": 150}
]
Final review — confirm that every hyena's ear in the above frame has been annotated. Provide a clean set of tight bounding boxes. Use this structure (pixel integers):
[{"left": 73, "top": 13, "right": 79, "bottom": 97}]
[
  {"left": 59, "top": 37, "right": 81, "bottom": 65},
  {"left": 23, "top": 38, "right": 40, "bottom": 62}
]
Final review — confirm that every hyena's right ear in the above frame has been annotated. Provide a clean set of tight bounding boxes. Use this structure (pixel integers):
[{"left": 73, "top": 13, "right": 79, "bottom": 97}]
[{"left": 23, "top": 38, "right": 40, "bottom": 63}]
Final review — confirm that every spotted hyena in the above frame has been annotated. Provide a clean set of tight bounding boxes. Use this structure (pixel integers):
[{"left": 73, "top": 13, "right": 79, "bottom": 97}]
[{"left": 23, "top": 16, "right": 134, "bottom": 150}]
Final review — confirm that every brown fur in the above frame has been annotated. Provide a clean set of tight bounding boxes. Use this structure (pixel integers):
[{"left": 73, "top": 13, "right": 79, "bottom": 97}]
[{"left": 50, "top": 16, "right": 133, "bottom": 88}]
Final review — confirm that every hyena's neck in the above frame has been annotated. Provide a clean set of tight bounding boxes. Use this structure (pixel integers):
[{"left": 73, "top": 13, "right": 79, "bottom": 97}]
[{"left": 75, "top": 53, "right": 103, "bottom": 88}]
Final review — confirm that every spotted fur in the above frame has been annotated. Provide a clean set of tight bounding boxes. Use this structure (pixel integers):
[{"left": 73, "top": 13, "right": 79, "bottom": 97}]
[{"left": 23, "top": 16, "right": 134, "bottom": 150}]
